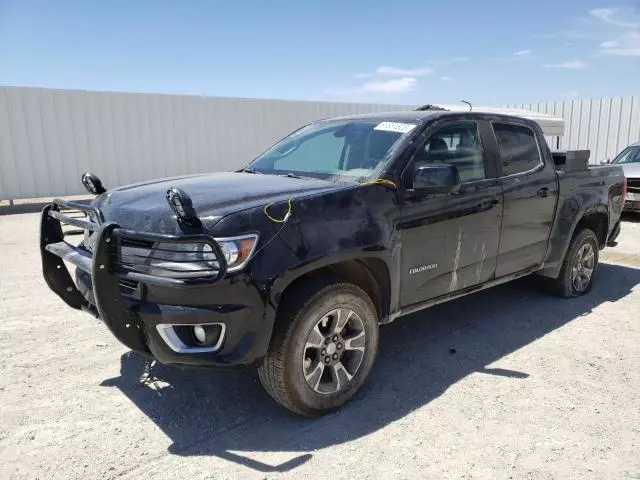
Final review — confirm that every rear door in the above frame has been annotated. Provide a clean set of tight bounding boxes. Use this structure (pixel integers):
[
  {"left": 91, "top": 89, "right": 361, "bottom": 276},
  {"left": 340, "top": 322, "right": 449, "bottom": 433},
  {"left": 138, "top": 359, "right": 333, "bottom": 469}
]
[
  {"left": 490, "top": 122, "right": 559, "bottom": 277},
  {"left": 398, "top": 119, "right": 503, "bottom": 306}
]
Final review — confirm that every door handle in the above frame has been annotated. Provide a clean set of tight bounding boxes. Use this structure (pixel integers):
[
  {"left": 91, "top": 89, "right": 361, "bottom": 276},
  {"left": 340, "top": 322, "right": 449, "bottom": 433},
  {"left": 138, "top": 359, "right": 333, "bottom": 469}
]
[{"left": 537, "top": 187, "right": 549, "bottom": 198}]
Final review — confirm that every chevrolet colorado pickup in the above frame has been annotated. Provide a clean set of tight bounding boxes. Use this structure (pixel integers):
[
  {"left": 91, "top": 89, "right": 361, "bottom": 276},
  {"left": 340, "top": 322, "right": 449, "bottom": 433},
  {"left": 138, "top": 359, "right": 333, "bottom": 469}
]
[{"left": 41, "top": 109, "right": 626, "bottom": 416}]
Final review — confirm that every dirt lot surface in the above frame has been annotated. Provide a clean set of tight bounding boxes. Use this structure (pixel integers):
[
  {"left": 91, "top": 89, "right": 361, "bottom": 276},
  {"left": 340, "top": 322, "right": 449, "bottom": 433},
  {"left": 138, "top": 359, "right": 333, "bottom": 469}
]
[{"left": 1, "top": 212, "right": 639, "bottom": 480}]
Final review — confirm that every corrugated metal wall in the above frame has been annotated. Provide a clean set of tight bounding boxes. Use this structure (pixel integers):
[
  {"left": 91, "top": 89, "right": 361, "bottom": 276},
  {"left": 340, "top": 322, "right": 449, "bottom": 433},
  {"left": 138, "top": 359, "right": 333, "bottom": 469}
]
[
  {"left": 508, "top": 96, "right": 640, "bottom": 164},
  {"left": 0, "top": 87, "right": 408, "bottom": 200},
  {"left": 1, "top": 87, "right": 639, "bottom": 200}
]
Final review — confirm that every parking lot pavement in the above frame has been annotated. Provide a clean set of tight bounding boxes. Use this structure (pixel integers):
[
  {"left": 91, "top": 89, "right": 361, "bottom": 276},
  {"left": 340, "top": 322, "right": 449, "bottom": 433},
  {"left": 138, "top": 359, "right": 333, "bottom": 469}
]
[
  {"left": 1, "top": 212, "right": 639, "bottom": 480},
  {"left": 601, "top": 214, "right": 640, "bottom": 265}
]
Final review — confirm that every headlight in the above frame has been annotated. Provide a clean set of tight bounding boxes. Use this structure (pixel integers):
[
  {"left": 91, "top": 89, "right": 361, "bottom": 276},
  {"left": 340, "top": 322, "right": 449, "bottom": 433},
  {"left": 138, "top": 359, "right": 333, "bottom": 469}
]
[
  {"left": 148, "top": 242, "right": 220, "bottom": 278},
  {"left": 215, "top": 234, "right": 259, "bottom": 272},
  {"left": 118, "top": 234, "right": 259, "bottom": 279}
]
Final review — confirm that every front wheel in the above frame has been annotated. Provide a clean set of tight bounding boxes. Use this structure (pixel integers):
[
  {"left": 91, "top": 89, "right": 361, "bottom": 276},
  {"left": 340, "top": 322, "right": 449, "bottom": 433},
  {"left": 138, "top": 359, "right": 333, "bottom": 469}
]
[
  {"left": 258, "top": 280, "right": 379, "bottom": 417},
  {"left": 552, "top": 228, "right": 599, "bottom": 298}
]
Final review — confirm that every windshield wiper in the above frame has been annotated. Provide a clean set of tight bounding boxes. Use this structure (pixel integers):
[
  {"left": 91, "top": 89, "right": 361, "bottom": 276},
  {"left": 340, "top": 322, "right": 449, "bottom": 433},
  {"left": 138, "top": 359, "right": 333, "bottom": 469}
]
[
  {"left": 241, "top": 168, "right": 262, "bottom": 174},
  {"left": 281, "top": 172, "right": 313, "bottom": 179}
]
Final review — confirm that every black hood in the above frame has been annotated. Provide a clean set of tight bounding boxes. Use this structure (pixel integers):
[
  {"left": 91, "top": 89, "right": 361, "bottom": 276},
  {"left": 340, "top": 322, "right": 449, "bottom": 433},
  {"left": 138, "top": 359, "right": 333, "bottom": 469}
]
[{"left": 92, "top": 172, "right": 348, "bottom": 233}]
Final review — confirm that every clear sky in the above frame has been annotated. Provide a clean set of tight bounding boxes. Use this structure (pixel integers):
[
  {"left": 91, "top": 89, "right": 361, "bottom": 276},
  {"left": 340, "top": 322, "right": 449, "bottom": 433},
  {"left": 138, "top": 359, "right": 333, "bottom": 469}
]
[{"left": 1, "top": 0, "right": 639, "bottom": 105}]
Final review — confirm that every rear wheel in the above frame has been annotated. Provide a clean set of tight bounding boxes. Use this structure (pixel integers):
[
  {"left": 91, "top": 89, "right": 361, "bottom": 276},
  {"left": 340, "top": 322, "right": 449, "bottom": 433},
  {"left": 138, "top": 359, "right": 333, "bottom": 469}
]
[
  {"left": 258, "top": 279, "right": 379, "bottom": 417},
  {"left": 552, "top": 228, "right": 599, "bottom": 298}
]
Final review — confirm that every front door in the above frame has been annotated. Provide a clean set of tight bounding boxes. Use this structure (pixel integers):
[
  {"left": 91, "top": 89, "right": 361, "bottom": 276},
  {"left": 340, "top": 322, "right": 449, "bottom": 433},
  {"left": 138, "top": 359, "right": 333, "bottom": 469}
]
[{"left": 399, "top": 120, "right": 503, "bottom": 307}]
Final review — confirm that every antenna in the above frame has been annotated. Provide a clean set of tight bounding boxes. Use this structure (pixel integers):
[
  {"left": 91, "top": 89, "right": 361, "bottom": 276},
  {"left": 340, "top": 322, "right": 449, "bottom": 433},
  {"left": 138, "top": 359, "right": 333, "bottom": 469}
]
[{"left": 461, "top": 100, "right": 473, "bottom": 111}]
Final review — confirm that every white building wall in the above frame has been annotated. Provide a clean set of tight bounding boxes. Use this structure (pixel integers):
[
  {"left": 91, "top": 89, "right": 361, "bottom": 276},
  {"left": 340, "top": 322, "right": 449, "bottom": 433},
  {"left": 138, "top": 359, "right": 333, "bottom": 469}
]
[
  {"left": 507, "top": 95, "right": 640, "bottom": 163},
  {"left": 0, "top": 87, "right": 408, "bottom": 200},
  {"left": 2, "top": 87, "right": 639, "bottom": 200}
]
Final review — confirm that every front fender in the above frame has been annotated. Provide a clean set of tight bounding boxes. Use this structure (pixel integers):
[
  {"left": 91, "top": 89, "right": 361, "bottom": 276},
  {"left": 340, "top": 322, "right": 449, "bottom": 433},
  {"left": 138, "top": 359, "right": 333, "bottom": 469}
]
[
  {"left": 212, "top": 184, "right": 400, "bottom": 336},
  {"left": 269, "top": 247, "right": 398, "bottom": 307}
]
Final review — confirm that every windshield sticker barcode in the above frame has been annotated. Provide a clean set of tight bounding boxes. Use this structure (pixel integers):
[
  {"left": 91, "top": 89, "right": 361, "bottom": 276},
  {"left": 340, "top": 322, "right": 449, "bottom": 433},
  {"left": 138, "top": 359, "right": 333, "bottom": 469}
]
[{"left": 374, "top": 122, "right": 417, "bottom": 134}]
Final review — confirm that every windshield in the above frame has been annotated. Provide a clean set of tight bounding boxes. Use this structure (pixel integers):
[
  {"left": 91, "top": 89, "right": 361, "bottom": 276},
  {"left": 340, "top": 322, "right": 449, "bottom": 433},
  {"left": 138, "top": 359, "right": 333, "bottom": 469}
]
[
  {"left": 612, "top": 146, "right": 640, "bottom": 165},
  {"left": 247, "top": 120, "right": 415, "bottom": 181}
]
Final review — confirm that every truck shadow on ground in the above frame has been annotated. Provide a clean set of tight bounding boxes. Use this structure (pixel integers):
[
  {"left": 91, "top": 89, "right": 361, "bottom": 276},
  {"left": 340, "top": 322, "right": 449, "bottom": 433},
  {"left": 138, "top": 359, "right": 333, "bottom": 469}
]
[{"left": 101, "top": 262, "right": 640, "bottom": 473}]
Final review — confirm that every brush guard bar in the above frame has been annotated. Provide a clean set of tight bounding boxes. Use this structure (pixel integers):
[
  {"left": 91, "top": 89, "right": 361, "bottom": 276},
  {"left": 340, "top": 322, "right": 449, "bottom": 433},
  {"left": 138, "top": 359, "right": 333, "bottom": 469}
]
[{"left": 40, "top": 199, "right": 228, "bottom": 353}]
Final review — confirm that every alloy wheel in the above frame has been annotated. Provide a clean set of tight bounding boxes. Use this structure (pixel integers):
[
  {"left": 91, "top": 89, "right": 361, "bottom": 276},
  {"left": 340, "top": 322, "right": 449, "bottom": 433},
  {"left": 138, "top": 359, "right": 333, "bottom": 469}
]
[
  {"left": 302, "top": 308, "right": 366, "bottom": 394},
  {"left": 572, "top": 242, "right": 595, "bottom": 292}
]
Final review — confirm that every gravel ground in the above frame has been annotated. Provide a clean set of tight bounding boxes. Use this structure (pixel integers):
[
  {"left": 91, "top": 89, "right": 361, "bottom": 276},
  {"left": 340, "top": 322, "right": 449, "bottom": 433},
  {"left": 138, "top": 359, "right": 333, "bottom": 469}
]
[{"left": 1, "top": 211, "right": 639, "bottom": 480}]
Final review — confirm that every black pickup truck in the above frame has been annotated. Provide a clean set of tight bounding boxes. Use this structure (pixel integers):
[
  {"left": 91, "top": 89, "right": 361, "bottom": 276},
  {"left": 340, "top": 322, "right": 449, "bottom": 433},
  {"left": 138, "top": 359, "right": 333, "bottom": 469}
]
[{"left": 41, "top": 109, "right": 626, "bottom": 417}]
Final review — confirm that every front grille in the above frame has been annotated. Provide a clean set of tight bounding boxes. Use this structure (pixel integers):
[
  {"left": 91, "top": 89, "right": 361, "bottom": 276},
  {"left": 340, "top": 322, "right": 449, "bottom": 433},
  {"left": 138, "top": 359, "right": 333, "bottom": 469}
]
[
  {"left": 119, "top": 278, "right": 140, "bottom": 297},
  {"left": 627, "top": 178, "right": 640, "bottom": 193}
]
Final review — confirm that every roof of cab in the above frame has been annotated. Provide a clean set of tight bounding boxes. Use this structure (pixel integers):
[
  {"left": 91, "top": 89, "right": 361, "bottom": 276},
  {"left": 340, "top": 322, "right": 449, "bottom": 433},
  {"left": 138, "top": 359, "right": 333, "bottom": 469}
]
[
  {"left": 435, "top": 104, "right": 565, "bottom": 136},
  {"left": 327, "top": 110, "right": 447, "bottom": 123},
  {"left": 326, "top": 105, "right": 565, "bottom": 137}
]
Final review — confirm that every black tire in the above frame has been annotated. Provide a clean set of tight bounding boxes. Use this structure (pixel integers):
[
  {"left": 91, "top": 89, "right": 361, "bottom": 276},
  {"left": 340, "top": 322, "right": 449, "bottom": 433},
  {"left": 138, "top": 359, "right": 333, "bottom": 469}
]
[
  {"left": 552, "top": 228, "right": 599, "bottom": 298},
  {"left": 257, "top": 278, "right": 379, "bottom": 417}
]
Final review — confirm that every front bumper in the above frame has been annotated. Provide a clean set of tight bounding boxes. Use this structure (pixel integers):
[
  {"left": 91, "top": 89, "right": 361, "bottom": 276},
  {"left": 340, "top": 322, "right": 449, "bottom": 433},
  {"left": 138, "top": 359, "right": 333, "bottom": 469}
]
[
  {"left": 623, "top": 200, "right": 640, "bottom": 212},
  {"left": 624, "top": 187, "right": 640, "bottom": 212},
  {"left": 40, "top": 200, "right": 274, "bottom": 367}
]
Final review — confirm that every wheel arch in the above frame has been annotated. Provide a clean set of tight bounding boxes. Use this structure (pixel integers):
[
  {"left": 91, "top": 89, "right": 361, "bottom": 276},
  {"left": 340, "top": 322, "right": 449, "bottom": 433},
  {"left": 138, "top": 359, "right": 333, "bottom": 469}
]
[
  {"left": 539, "top": 203, "right": 609, "bottom": 278},
  {"left": 575, "top": 210, "right": 609, "bottom": 248},
  {"left": 272, "top": 256, "right": 392, "bottom": 325}
]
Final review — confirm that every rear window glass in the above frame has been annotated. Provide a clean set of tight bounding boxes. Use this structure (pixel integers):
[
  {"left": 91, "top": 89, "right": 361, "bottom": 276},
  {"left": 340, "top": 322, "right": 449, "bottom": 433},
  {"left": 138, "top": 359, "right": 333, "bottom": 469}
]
[{"left": 493, "top": 123, "right": 541, "bottom": 176}]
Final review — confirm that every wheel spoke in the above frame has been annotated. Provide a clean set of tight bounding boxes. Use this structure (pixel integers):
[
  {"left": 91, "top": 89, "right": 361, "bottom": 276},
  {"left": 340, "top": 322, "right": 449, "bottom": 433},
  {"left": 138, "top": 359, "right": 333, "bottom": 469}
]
[
  {"left": 583, "top": 249, "right": 594, "bottom": 263},
  {"left": 332, "top": 362, "right": 353, "bottom": 390},
  {"left": 572, "top": 266, "right": 579, "bottom": 278},
  {"left": 575, "top": 271, "right": 590, "bottom": 291},
  {"left": 581, "top": 274, "right": 589, "bottom": 289},
  {"left": 344, "top": 331, "right": 365, "bottom": 352},
  {"left": 305, "top": 325, "right": 324, "bottom": 350},
  {"left": 331, "top": 308, "right": 352, "bottom": 334},
  {"left": 573, "top": 270, "right": 583, "bottom": 290},
  {"left": 305, "top": 362, "right": 325, "bottom": 390},
  {"left": 582, "top": 266, "right": 593, "bottom": 279}
]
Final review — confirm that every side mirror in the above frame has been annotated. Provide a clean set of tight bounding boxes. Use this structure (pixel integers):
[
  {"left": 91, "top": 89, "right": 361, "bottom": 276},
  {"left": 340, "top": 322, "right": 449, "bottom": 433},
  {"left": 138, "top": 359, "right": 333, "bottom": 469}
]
[
  {"left": 601, "top": 158, "right": 611, "bottom": 165},
  {"left": 412, "top": 164, "right": 461, "bottom": 194}
]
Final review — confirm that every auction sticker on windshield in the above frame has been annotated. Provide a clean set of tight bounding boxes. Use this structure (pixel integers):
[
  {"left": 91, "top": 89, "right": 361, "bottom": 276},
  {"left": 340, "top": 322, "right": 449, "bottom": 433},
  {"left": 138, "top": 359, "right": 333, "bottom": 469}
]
[{"left": 374, "top": 122, "right": 417, "bottom": 134}]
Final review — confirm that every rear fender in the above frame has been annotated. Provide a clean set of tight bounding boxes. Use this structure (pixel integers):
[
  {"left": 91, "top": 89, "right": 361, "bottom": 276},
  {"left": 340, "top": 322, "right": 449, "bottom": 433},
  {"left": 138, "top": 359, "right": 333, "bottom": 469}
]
[{"left": 539, "top": 200, "right": 608, "bottom": 278}]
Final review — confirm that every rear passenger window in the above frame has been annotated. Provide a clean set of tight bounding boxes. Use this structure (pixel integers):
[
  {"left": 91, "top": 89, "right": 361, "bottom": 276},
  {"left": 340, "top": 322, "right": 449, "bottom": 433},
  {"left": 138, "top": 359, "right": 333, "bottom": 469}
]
[
  {"left": 414, "top": 122, "right": 486, "bottom": 182},
  {"left": 493, "top": 123, "right": 541, "bottom": 176}
]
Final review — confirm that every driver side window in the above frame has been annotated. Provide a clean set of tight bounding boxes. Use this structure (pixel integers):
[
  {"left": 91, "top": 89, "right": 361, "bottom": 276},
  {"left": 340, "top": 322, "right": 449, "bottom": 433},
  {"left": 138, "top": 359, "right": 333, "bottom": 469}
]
[{"left": 414, "top": 122, "right": 486, "bottom": 182}]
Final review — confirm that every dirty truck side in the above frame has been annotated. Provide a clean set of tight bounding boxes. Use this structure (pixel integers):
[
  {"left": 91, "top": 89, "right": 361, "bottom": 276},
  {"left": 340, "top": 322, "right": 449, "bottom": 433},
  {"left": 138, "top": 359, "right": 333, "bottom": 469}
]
[{"left": 40, "top": 110, "right": 626, "bottom": 416}]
